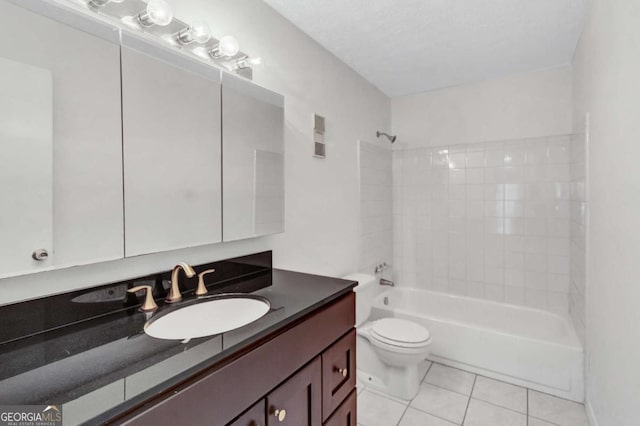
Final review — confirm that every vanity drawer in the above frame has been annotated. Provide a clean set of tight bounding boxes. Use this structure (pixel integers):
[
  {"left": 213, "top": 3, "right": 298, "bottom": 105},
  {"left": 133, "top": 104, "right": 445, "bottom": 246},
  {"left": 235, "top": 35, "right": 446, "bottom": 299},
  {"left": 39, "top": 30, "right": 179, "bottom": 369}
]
[
  {"left": 228, "top": 399, "right": 265, "bottom": 426},
  {"left": 323, "top": 389, "right": 357, "bottom": 426},
  {"left": 266, "top": 356, "right": 322, "bottom": 425},
  {"left": 321, "top": 329, "right": 356, "bottom": 421}
]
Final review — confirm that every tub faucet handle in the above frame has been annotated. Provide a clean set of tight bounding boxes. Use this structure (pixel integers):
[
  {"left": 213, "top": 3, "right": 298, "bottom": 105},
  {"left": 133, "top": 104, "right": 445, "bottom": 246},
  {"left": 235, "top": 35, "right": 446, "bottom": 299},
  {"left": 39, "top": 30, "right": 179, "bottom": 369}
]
[
  {"left": 375, "top": 262, "right": 392, "bottom": 274},
  {"left": 380, "top": 278, "right": 395, "bottom": 287}
]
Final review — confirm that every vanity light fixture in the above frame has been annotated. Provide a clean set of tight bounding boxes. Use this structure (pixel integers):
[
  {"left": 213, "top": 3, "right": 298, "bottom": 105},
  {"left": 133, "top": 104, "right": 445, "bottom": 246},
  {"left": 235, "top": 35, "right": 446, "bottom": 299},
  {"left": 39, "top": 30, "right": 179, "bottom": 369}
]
[
  {"left": 87, "top": 0, "right": 124, "bottom": 8},
  {"left": 209, "top": 35, "right": 240, "bottom": 58},
  {"left": 228, "top": 55, "right": 262, "bottom": 71},
  {"left": 80, "top": 0, "right": 259, "bottom": 78},
  {"left": 137, "top": 0, "right": 173, "bottom": 27},
  {"left": 176, "top": 20, "right": 212, "bottom": 45}
]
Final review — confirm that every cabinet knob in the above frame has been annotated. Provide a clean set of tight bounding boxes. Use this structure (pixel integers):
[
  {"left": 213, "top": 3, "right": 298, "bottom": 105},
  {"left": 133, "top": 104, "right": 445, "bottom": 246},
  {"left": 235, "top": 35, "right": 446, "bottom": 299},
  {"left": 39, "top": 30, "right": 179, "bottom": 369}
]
[
  {"left": 273, "top": 408, "right": 286, "bottom": 422},
  {"left": 336, "top": 367, "right": 348, "bottom": 377},
  {"left": 32, "top": 249, "right": 49, "bottom": 261}
]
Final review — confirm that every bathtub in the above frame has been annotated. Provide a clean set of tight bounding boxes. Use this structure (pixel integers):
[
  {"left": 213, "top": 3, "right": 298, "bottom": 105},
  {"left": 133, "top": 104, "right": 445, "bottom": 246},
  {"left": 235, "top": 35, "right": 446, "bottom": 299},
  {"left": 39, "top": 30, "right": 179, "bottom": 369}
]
[{"left": 370, "top": 288, "right": 584, "bottom": 402}]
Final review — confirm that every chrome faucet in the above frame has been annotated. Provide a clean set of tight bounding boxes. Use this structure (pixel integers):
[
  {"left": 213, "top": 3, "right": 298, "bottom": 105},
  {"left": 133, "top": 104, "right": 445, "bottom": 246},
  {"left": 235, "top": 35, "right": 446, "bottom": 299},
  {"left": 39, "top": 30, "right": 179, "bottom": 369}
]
[
  {"left": 380, "top": 278, "right": 395, "bottom": 287},
  {"left": 166, "top": 262, "right": 196, "bottom": 303}
]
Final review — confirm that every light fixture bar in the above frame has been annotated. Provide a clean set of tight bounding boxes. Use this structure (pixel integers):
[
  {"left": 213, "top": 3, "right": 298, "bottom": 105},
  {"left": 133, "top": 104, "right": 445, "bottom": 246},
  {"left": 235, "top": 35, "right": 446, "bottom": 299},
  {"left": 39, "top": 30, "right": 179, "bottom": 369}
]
[{"left": 75, "top": 0, "right": 258, "bottom": 79}]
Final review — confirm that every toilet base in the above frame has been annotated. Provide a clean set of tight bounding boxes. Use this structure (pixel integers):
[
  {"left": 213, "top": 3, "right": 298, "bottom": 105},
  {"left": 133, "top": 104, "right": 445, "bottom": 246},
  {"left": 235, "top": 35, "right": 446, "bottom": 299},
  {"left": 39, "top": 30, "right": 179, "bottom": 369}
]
[{"left": 357, "top": 332, "right": 431, "bottom": 400}]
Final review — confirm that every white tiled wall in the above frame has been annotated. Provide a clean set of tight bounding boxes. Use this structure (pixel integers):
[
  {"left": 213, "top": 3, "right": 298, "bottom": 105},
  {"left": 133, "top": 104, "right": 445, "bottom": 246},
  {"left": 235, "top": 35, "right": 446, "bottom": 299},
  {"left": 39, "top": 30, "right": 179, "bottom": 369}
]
[
  {"left": 569, "top": 128, "right": 587, "bottom": 343},
  {"left": 359, "top": 141, "right": 393, "bottom": 275},
  {"left": 393, "top": 136, "right": 573, "bottom": 314}
]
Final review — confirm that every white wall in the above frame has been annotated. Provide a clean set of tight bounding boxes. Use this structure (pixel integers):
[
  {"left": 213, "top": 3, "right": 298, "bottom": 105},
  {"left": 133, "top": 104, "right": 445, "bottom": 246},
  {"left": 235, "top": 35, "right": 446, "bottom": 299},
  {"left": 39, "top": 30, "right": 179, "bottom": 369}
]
[
  {"left": 572, "top": 0, "right": 640, "bottom": 424},
  {"left": 391, "top": 67, "right": 572, "bottom": 148},
  {"left": 0, "top": 0, "right": 390, "bottom": 305},
  {"left": 358, "top": 141, "right": 392, "bottom": 276}
]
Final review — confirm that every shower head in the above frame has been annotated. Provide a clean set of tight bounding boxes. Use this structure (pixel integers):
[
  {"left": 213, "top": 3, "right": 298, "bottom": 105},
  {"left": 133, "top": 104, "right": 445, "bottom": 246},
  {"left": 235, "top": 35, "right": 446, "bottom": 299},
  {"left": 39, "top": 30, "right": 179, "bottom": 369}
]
[{"left": 376, "top": 131, "right": 397, "bottom": 144}]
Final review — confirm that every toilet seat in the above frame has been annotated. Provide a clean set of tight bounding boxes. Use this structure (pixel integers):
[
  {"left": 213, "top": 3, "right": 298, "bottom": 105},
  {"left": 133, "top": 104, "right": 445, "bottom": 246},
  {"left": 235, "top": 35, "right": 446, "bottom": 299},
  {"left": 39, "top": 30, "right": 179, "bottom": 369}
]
[{"left": 371, "top": 318, "right": 431, "bottom": 348}]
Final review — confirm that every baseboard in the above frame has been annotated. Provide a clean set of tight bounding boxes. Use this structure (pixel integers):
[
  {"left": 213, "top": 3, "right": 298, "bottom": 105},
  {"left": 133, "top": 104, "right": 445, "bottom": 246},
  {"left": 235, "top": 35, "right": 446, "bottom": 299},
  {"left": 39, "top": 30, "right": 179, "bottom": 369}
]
[{"left": 585, "top": 398, "right": 599, "bottom": 426}]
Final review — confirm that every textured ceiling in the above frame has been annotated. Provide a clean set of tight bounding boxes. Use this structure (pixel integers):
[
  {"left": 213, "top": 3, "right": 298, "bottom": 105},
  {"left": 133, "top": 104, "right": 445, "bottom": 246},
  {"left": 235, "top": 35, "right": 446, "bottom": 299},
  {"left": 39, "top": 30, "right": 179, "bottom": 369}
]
[{"left": 263, "top": 0, "right": 586, "bottom": 97}]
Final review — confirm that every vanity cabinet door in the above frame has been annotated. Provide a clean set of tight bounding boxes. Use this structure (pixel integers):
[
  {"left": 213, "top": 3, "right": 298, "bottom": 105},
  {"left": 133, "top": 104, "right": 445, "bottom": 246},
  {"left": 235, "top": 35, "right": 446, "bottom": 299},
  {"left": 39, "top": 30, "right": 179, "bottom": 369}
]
[
  {"left": 228, "top": 400, "right": 265, "bottom": 426},
  {"left": 323, "top": 390, "right": 357, "bottom": 426},
  {"left": 321, "top": 330, "right": 357, "bottom": 421},
  {"left": 266, "top": 357, "right": 321, "bottom": 426},
  {"left": 222, "top": 74, "right": 284, "bottom": 242},
  {"left": 121, "top": 33, "right": 222, "bottom": 256},
  {"left": 0, "top": 0, "right": 123, "bottom": 278}
]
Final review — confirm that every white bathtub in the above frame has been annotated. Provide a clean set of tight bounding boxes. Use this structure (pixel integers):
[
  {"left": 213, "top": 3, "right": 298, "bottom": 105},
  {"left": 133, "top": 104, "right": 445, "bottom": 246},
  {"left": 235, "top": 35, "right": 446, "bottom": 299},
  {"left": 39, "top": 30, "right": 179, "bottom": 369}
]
[{"left": 370, "top": 288, "right": 584, "bottom": 402}]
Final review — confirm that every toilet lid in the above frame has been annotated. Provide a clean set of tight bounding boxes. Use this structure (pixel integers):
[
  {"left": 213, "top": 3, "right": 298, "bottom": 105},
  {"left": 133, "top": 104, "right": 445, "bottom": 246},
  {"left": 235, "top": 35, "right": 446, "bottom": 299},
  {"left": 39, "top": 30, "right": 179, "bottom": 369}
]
[{"left": 371, "top": 318, "right": 431, "bottom": 347}]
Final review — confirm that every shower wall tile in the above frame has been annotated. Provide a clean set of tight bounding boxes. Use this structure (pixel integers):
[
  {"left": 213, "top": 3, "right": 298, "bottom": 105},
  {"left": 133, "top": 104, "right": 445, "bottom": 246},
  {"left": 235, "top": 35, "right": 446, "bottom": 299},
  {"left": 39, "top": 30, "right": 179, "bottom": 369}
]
[
  {"left": 393, "top": 136, "right": 572, "bottom": 314},
  {"left": 359, "top": 142, "right": 393, "bottom": 277}
]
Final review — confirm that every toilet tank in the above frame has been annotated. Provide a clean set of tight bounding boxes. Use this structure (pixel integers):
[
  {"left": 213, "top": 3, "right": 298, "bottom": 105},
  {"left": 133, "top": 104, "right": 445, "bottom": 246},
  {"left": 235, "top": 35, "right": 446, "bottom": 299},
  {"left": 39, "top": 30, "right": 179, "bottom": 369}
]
[{"left": 343, "top": 273, "right": 378, "bottom": 327}]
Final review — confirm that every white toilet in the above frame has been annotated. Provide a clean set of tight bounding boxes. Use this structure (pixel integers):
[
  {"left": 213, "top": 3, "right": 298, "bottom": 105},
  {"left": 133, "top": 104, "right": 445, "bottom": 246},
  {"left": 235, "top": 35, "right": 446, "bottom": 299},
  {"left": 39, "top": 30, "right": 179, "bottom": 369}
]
[{"left": 344, "top": 273, "right": 432, "bottom": 400}]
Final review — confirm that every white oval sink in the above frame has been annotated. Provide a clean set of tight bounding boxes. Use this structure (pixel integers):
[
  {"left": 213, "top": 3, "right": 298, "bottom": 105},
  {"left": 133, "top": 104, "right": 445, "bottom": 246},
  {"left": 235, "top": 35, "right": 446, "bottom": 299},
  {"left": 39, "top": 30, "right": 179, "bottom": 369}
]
[{"left": 144, "top": 294, "right": 270, "bottom": 340}]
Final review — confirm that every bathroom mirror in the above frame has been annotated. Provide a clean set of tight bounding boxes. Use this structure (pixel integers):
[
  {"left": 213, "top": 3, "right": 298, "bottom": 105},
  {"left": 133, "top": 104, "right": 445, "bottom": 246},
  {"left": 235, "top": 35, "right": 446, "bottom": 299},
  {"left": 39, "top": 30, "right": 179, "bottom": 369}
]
[
  {"left": 121, "top": 32, "right": 223, "bottom": 256},
  {"left": 0, "top": 0, "right": 124, "bottom": 278},
  {"left": 0, "top": 57, "right": 52, "bottom": 278},
  {"left": 222, "top": 74, "right": 285, "bottom": 241}
]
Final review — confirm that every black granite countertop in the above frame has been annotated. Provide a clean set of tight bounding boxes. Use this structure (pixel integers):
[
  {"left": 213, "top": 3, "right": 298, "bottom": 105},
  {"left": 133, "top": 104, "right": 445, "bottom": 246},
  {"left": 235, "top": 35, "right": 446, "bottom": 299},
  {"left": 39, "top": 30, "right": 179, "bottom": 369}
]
[{"left": 0, "top": 252, "right": 356, "bottom": 425}]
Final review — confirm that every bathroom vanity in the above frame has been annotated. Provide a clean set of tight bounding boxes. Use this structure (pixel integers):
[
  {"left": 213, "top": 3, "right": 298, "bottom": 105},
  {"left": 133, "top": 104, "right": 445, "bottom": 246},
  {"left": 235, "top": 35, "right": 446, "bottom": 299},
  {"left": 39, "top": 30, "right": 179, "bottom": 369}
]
[
  {"left": 113, "top": 288, "right": 356, "bottom": 426},
  {"left": 0, "top": 252, "right": 357, "bottom": 425}
]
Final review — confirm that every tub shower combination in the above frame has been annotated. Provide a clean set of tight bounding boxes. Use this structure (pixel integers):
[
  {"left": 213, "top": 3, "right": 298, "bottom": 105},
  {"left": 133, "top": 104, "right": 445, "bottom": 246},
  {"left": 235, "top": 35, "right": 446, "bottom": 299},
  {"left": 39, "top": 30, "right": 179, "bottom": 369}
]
[{"left": 368, "top": 287, "right": 583, "bottom": 402}]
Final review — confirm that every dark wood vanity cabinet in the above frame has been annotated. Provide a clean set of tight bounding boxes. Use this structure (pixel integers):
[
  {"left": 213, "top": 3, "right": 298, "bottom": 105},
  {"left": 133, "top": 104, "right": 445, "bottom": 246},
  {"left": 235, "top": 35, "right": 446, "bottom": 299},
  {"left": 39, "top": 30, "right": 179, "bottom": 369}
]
[
  {"left": 114, "top": 293, "right": 356, "bottom": 426},
  {"left": 228, "top": 400, "right": 265, "bottom": 426},
  {"left": 229, "top": 358, "right": 322, "bottom": 426},
  {"left": 322, "top": 330, "right": 357, "bottom": 421},
  {"left": 324, "top": 390, "right": 357, "bottom": 426},
  {"left": 266, "top": 357, "right": 322, "bottom": 425}
]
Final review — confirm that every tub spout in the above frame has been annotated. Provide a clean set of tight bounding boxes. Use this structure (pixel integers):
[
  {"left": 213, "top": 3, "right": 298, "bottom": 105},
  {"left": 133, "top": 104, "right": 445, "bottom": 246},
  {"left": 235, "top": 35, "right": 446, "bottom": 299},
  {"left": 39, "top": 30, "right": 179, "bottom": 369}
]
[{"left": 380, "top": 278, "right": 395, "bottom": 287}]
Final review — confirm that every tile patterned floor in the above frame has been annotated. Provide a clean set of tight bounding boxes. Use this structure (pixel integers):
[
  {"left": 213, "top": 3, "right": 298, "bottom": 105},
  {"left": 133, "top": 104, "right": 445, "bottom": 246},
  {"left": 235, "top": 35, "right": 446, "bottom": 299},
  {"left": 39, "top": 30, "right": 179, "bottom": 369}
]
[{"left": 357, "top": 361, "right": 590, "bottom": 426}]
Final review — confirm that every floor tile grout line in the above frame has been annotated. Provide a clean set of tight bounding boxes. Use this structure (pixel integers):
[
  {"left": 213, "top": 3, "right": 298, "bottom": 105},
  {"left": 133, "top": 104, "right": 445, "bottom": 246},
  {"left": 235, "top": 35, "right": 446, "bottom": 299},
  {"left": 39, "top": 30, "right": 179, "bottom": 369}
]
[
  {"left": 358, "top": 388, "right": 409, "bottom": 426},
  {"left": 473, "top": 371, "right": 528, "bottom": 390},
  {"left": 528, "top": 414, "right": 564, "bottom": 426},
  {"left": 395, "top": 403, "right": 411, "bottom": 426},
  {"left": 432, "top": 361, "right": 529, "bottom": 394},
  {"left": 409, "top": 405, "right": 462, "bottom": 425},
  {"left": 461, "top": 374, "right": 477, "bottom": 425},
  {"left": 422, "top": 380, "right": 474, "bottom": 398},
  {"left": 421, "top": 361, "right": 435, "bottom": 383},
  {"left": 468, "top": 396, "right": 528, "bottom": 416},
  {"left": 362, "top": 387, "right": 409, "bottom": 406},
  {"left": 397, "top": 361, "right": 434, "bottom": 425},
  {"left": 529, "top": 387, "right": 587, "bottom": 405}
]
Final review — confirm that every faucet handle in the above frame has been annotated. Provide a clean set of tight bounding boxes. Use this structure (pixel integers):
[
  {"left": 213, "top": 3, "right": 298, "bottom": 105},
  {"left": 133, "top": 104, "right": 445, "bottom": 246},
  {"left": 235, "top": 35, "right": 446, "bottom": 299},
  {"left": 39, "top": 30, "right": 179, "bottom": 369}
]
[
  {"left": 127, "top": 285, "right": 158, "bottom": 312},
  {"left": 195, "top": 269, "right": 215, "bottom": 296}
]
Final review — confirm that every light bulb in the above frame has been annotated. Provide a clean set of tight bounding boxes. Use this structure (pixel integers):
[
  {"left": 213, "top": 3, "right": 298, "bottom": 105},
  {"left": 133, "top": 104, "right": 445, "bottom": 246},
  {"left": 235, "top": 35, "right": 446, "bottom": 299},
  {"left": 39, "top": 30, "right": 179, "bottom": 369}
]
[
  {"left": 229, "top": 56, "right": 263, "bottom": 71},
  {"left": 177, "top": 20, "right": 212, "bottom": 44},
  {"left": 190, "top": 21, "right": 212, "bottom": 43},
  {"left": 218, "top": 35, "right": 240, "bottom": 57},
  {"left": 138, "top": 0, "right": 173, "bottom": 27}
]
